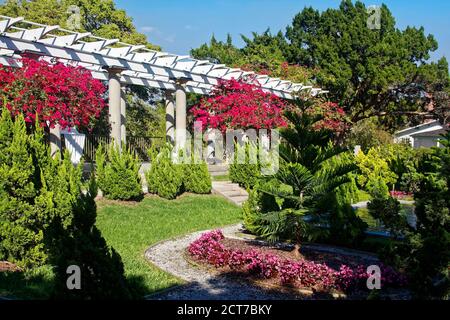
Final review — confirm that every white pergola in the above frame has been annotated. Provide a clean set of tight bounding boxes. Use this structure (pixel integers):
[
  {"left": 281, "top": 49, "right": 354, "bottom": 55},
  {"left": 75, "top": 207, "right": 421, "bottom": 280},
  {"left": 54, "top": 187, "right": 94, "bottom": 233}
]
[{"left": 0, "top": 15, "right": 326, "bottom": 154}]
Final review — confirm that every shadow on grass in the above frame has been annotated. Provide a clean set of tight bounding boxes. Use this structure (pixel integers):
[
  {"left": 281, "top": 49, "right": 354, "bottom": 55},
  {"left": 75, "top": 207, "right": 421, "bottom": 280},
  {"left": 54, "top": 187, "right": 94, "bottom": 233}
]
[
  {"left": 0, "top": 266, "right": 55, "bottom": 300},
  {"left": 146, "top": 270, "right": 339, "bottom": 301},
  {"left": 0, "top": 266, "right": 152, "bottom": 300}
]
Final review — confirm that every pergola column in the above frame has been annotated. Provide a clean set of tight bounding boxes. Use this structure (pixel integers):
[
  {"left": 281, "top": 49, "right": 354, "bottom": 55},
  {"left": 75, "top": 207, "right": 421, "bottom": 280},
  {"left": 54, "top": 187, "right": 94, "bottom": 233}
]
[
  {"left": 120, "top": 87, "right": 127, "bottom": 145},
  {"left": 175, "top": 79, "right": 188, "bottom": 152},
  {"left": 50, "top": 124, "right": 61, "bottom": 158},
  {"left": 165, "top": 90, "right": 175, "bottom": 146},
  {"left": 108, "top": 67, "right": 124, "bottom": 150}
]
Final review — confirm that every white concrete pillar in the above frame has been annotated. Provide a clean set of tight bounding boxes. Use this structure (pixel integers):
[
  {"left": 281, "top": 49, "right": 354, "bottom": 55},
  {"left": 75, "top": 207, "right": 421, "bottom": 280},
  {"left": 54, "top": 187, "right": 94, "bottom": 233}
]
[
  {"left": 206, "top": 128, "right": 216, "bottom": 163},
  {"left": 120, "top": 87, "right": 127, "bottom": 145},
  {"left": 175, "top": 80, "right": 187, "bottom": 152},
  {"left": 108, "top": 67, "right": 123, "bottom": 150},
  {"left": 165, "top": 90, "right": 175, "bottom": 145},
  {"left": 50, "top": 124, "right": 61, "bottom": 158}
]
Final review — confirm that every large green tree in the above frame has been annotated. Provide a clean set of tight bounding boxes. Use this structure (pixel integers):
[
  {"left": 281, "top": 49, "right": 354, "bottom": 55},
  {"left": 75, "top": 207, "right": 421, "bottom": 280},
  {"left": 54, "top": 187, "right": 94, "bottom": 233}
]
[
  {"left": 191, "top": 31, "right": 316, "bottom": 84},
  {"left": 286, "top": 0, "right": 449, "bottom": 129}
]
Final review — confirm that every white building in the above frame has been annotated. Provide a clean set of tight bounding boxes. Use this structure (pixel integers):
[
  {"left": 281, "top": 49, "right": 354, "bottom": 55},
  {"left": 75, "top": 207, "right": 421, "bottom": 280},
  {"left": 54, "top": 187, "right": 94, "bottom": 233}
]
[{"left": 394, "top": 120, "right": 446, "bottom": 148}]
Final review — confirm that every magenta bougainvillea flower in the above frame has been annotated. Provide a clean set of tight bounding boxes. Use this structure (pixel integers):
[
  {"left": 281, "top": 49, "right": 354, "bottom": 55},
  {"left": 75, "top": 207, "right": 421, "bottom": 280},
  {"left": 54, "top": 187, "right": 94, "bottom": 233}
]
[{"left": 0, "top": 57, "right": 106, "bottom": 130}]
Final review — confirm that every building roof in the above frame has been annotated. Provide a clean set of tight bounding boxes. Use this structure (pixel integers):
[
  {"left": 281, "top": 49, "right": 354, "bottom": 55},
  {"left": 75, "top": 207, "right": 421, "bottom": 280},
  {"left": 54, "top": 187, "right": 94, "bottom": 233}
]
[{"left": 413, "top": 128, "right": 448, "bottom": 137}]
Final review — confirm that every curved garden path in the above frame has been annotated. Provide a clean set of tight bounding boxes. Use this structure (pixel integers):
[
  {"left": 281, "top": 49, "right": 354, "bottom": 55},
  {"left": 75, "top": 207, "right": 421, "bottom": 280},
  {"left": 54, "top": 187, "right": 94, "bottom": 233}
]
[
  {"left": 144, "top": 223, "right": 380, "bottom": 300},
  {"left": 144, "top": 224, "right": 297, "bottom": 300}
]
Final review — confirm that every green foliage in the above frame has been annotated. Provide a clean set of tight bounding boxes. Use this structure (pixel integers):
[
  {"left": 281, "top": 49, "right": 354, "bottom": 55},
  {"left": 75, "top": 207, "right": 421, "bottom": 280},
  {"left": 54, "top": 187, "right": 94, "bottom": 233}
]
[
  {"left": 229, "top": 142, "right": 261, "bottom": 189},
  {"left": 355, "top": 147, "right": 398, "bottom": 197},
  {"left": 0, "top": 110, "right": 130, "bottom": 298},
  {"left": 374, "top": 132, "right": 450, "bottom": 299},
  {"left": 242, "top": 188, "right": 261, "bottom": 234},
  {"left": 96, "top": 144, "right": 143, "bottom": 201},
  {"left": 286, "top": 0, "right": 448, "bottom": 129},
  {"left": 379, "top": 143, "right": 433, "bottom": 193},
  {"left": 191, "top": 32, "right": 315, "bottom": 84},
  {"left": 48, "top": 166, "right": 131, "bottom": 299},
  {"left": 145, "top": 145, "right": 183, "bottom": 200},
  {"left": 406, "top": 133, "right": 450, "bottom": 298},
  {"left": 0, "top": 111, "right": 46, "bottom": 267},
  {"left": 368, "top": 197, "right": 410, "bottom": 238},
  {"left": 126, "top": 98, "right": 165, "bottom": 140},
  {"left": 0, "top": 0, "right": 159, "bottom": 50},
  {"left": 346, "top": 119, "right": 393, "bottom": 152},
  {"left": 182, "top": 157, "right": 212, "bottom": 195},
  {"left": 242, "top": 100, "right": 365, "bottom": 245},
  {"left": 191, "top": 0, "right": 449, "bottom": 130}
]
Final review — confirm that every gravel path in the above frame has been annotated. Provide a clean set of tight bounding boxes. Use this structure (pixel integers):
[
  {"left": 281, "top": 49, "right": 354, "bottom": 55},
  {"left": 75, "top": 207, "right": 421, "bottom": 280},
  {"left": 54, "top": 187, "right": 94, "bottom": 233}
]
[
  {"left": 144, "top": 223, "right": 382, "bottom": 300},
  {"left": 145, "top": 224, "right": 297, "bottom": 300}
]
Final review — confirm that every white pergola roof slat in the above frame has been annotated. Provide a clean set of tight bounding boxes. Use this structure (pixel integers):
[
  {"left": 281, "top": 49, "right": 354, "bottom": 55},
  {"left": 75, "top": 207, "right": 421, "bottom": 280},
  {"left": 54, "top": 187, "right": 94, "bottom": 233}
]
[{"left": 0, "top": 15, "right": 327, "bottom": 99}]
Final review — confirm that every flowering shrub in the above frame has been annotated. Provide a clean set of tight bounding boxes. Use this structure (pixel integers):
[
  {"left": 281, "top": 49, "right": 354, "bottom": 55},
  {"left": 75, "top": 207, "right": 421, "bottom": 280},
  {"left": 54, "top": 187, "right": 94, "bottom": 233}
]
[
  {"left": 191, "top": 78, "right": 287, "bottom": 132},
  {"left": 0, "top": 57, "right": 106, "bottom": 130},
  {"left": 188, "top": 230, "right": 408, "bottom": 293},
  {"left": 306, "top": 101, "right": 349, "bottom": 133}
]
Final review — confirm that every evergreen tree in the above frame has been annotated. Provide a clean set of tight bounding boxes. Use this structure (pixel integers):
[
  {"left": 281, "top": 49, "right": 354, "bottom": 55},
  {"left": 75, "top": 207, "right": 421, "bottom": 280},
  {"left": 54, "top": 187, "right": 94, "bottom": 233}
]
[
  {"left": 0, "top": 111, "right": 46, "bottom": 267},
  {"left": 96, "top": 144, "right": 143, "bottom": 201},
  {"left": 145, "top": 145, "right": 183, "bottom": 200},
  {"left": 182, "top": 156, "right": 212, "bottom": 195}
]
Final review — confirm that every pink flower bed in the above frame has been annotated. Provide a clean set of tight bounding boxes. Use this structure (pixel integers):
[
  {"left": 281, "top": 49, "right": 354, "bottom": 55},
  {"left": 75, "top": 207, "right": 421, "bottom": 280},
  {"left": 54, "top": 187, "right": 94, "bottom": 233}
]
[
  {"left": 390, "top": 191, "right": 413, "bottom": 200},
  {"left": 188, "top": 230, "right": 408, "bottom": 293}
]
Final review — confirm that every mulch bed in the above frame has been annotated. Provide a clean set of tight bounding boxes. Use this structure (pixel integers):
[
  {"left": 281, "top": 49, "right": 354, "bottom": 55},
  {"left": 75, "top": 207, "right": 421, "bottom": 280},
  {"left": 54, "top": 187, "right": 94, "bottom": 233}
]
[
  {"left": 0, "top": 261, "right": 21, "bottom": 273},
  {"left": 222, "top": 238, "right": 377, "bottom": 270},
  {"left": 187, "top": 238, "right": 409, "bottom": 300}
]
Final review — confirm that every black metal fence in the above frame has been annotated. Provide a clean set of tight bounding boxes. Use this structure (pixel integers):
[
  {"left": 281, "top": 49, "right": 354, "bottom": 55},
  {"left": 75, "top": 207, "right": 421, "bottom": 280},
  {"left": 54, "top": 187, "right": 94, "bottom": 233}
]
[{"left": 73, "top": 134, "right": 164, "bottom": 162}]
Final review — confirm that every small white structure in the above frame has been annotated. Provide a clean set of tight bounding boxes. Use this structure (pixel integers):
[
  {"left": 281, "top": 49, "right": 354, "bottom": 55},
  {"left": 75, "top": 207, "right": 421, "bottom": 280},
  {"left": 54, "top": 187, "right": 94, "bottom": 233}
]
[
  {"left": 394, "top": 120, "right": 446, "bottom": 148},
  {"left": 61, "top": 128, "right": 86, "bottom": 165}
]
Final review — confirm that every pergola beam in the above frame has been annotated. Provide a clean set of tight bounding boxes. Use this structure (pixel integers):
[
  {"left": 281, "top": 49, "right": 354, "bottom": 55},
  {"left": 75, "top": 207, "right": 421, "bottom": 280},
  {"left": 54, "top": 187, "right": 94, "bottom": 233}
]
[{"left": 0, "top": 15, "right": 320, "bottom": 99}]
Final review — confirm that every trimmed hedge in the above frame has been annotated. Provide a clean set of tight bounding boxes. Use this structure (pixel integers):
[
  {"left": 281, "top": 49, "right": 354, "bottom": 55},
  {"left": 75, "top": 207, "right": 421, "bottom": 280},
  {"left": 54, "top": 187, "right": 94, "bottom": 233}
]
[
  {"left": 182, "top": 156, "right": 212, "bottom": 194},
  {"left": 229, "top": 142, "right": 261, "bottom": 189},
  {"left": 146, "top": 145, "right": 212, "bottom": 199},
  {"left": 96, "top": 144, "right": 143, "bottom": 201},
  {"left": 146, "top": 145, "right": 183, "bottom": 200}
]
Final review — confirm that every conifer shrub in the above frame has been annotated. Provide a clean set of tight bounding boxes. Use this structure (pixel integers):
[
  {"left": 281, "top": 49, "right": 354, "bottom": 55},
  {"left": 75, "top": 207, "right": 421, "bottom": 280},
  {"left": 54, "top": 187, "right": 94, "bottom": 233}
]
[
  {"left": 0, "top": 110, "right": 130, "bottom": 298},
  {"left": 182, "top": 154, "right": 212, "bottom": 194},
  {"left": 145, "top": 145, "right": 183, "bottom": 200},
  {"left": 229, "top": 142, "right": 261, "bottom": 189},
  {"left": 0, "top": 111, "right": 46, "bottom": 267},
  {"left": 95, "top": 144, "right": 143, "bottom": 201}
]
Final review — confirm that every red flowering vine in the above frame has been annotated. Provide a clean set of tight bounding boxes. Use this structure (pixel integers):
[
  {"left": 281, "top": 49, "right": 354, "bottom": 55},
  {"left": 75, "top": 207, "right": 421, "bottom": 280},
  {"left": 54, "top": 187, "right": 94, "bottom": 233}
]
[
  {"left": 191, "top": 78, "right": 287, "bottom": 132},
  {"left": 0, "top": 57, "right": 106, "bottom": 130},
  {"left": 306, "top": 101, "right": 349, "bottom": 133}
]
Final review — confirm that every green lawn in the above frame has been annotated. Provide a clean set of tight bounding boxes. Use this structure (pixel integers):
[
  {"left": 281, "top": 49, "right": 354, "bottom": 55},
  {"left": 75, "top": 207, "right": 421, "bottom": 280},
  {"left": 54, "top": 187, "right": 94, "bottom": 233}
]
[
  {"left": 0, "top": 194, "right": 241, "bottom": 299},
  {"left": 95, "top": 194, "right": 241, "bottom": 297}
]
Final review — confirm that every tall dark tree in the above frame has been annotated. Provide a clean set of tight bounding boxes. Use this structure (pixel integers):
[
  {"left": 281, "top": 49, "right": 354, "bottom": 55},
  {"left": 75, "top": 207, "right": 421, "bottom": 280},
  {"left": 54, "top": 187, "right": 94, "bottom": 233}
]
[{"left": 286, "top": 0, "right": 449, "bottom": 129}]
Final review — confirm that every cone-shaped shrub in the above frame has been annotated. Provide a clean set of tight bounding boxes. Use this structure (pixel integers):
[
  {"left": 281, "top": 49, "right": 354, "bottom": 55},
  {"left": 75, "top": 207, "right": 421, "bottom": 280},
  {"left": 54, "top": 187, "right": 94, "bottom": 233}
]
[
  {"left": 145, "top": 144, "right": 183, "bottom": 200},
  {"left": 96, "top": 144, "right": 143, "bottom": 201},
  {"left": 46, "top": 160, "right": 130, "bottom": 299},
  {"left": 182, "top": 155, "right": 212, "bottom": 194},
  {"left": 0, "top": 109, "right": 130, "bottom": 298},
  {"left": 0, "top": 110, "right": 46, "bottom": 267},
  {"left": 229, "top": 142, "right": 261, "bottom": 189}
]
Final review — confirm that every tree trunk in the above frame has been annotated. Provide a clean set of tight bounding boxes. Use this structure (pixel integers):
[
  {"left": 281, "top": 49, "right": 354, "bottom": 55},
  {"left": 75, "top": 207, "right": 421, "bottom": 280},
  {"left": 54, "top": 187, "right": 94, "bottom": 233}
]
[{"left": 293, "top": 243, "right": 302, "bottom": 259}]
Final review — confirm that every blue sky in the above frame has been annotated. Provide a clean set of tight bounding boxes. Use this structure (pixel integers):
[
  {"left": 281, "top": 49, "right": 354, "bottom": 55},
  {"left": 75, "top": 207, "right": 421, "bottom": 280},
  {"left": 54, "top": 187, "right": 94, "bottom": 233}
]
[{"left": 115, "top": 0, "right": 449, "bottom": 62}]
